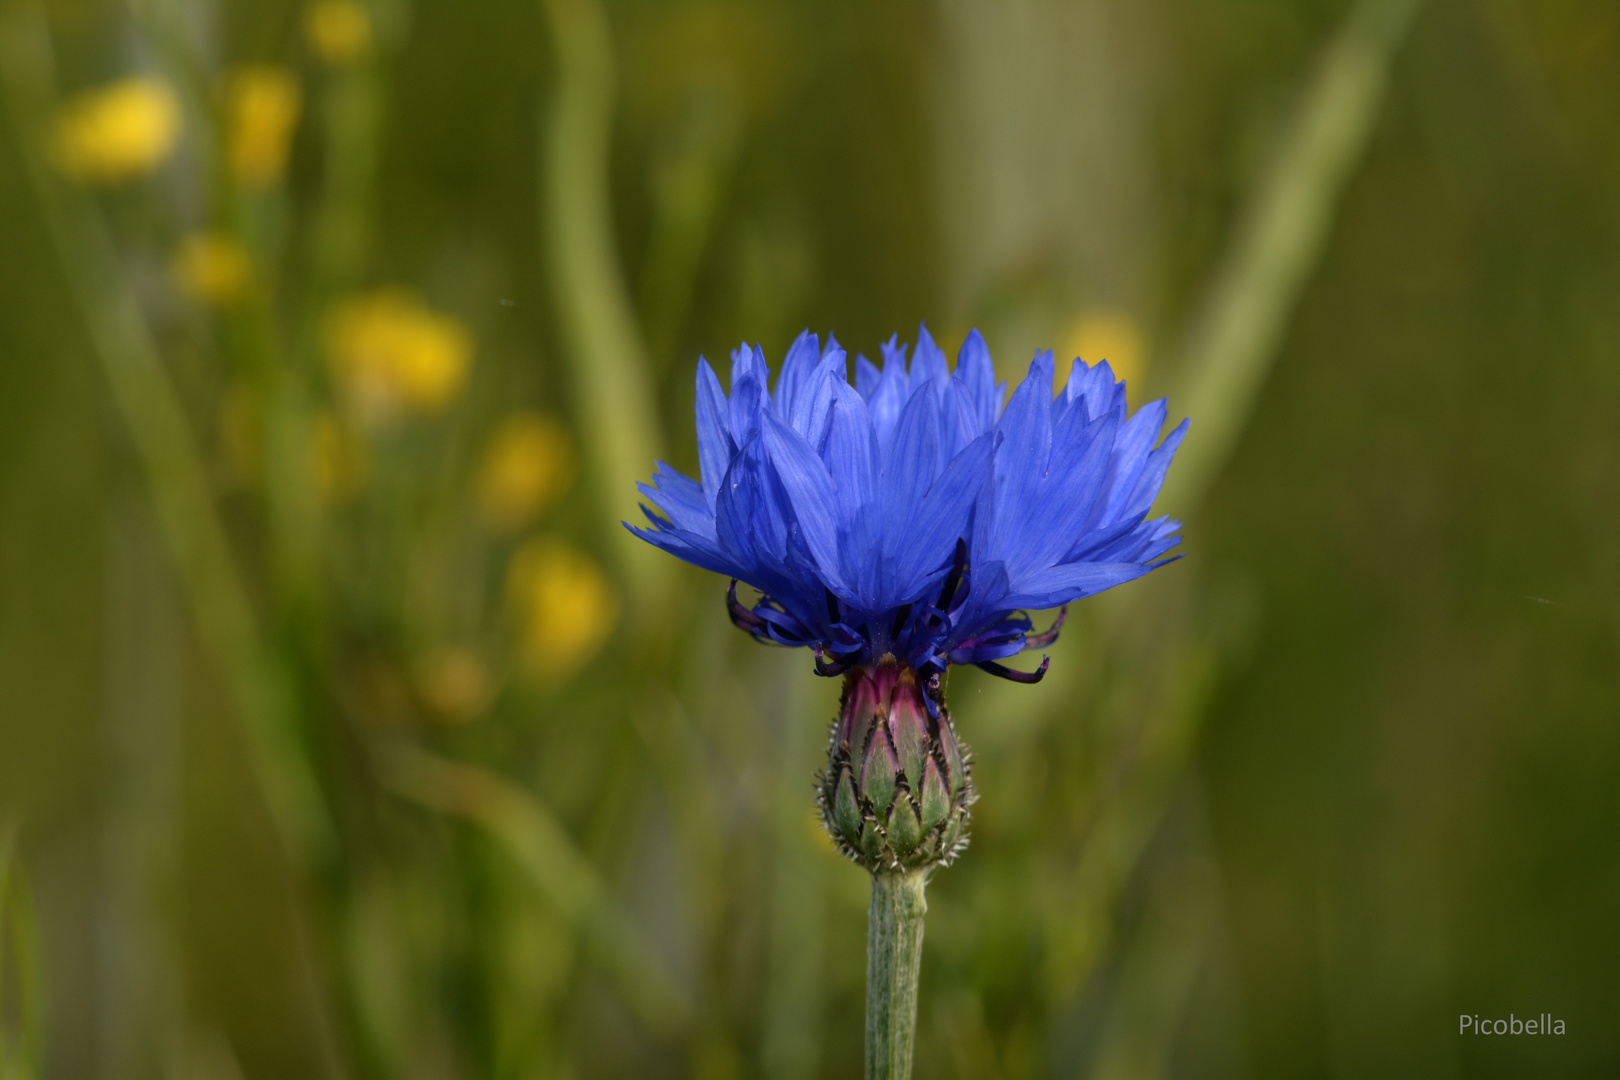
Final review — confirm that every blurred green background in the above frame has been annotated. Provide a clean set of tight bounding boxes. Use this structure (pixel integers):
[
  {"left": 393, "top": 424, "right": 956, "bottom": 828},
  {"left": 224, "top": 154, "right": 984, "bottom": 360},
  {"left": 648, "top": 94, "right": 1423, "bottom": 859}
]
[{"left": 1, "top": 0, "right": 1617, "bottom": 1078}]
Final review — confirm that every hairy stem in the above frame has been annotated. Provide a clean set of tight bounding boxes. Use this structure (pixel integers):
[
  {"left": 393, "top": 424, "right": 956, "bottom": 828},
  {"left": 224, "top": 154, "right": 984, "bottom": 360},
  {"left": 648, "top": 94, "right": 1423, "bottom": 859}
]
[{"left": 866, "top": 870, "right": 928, "bottom": 1080}]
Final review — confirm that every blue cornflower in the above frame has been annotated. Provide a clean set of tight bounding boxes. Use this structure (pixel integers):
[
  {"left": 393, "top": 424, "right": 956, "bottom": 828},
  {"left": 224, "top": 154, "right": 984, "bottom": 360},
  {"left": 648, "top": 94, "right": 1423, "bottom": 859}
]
[{"left": 629, "top": 326, "right": 1186, "bottom": 686}]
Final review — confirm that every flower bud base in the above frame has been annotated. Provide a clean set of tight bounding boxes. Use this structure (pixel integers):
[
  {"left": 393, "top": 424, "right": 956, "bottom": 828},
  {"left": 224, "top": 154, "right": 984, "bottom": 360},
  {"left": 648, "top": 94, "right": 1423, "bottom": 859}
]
[{"left": 818, "top": 658, "right": 976, "bottom": 874}]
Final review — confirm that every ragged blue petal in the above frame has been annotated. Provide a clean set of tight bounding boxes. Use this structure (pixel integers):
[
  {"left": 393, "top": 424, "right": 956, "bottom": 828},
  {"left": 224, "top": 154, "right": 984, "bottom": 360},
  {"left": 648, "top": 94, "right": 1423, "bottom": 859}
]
[
  {"left": 763, "top": 411, "right": 846, "bottom": 594},
  {"left": 774, "top": 330, "right": 822, "bottom": 422},
  {"left": 695, "top": 358, "right": 735, "bottom": 507}
]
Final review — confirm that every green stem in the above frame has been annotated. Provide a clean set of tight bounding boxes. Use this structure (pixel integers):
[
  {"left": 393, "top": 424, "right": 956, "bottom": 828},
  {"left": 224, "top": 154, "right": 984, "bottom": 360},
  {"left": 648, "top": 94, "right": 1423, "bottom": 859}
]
[
  {"left": 538, "top": 0, "right": 668, "bottom": 609},
  {"left": 1161, "top": 0, "right": 1425, "bottom": 512},
  {"left": 866, "top": 870, "right": 928, "bottom": 1080},
  {"left": 374, "top": 743, "right": 695, "bottom": 1040}
]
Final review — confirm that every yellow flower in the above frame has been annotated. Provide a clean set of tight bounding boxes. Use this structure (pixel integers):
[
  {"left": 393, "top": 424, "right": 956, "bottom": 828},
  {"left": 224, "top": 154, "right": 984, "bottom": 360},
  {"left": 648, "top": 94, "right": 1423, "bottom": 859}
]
[
  {"left": 311, "top": 410, "right": 369, "bottom": 501},
  {"left": 1060, "top": 310, "right": 1147, "bottom": 393},
  {"left": 305, "top": 0, "right": 374, "bottom": 66},
  {"left": 174, "top": 232, "right": 251, "bottom": 305},
  {"left": 508, "top": 541, "right": 617, "bottom": 683},
  {"left": 415, "top": 648, "right": 494, "bottom": 724},
  {"left": 476, "top": 414, "right": 575, "bottom": 533},
  {"left": 52, "top": 77, "right": 180, "bottom": 184},
  {"left": 324, "top": 289, "right": 473, "bottom": 422},
  {"left": 226, "top": 66, "right": 302, "bottom": 188}
]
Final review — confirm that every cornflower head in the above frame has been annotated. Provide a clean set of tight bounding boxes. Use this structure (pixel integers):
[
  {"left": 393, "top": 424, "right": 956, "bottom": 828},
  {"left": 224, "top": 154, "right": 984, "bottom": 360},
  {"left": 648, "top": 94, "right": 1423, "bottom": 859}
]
[{"left": 631, "top": 327, "right": 1186, "bottom": 871}]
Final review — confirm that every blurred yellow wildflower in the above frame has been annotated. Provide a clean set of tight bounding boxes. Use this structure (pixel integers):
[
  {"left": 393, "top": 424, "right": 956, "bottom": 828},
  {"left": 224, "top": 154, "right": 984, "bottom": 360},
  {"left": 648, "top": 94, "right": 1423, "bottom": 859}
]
[
  {"left": 306, "top": 0, "right": 374, "bottom": 66},
  {"left": 324, "top": 289, "right": 473, "bottom": 422},
  {"left": 415, "top": 648, "right": 494, "bottom": 724},
  {"left": 1060, "top": 310, "right": 1147, "bottom": 392},
  {"left": 226, "top": 66, "right": 302, "bottom": 188},
  {"left": 476, "top": 414, "right": 575, "bottom": 533},
  {"left": 52, "top": 77, "right": 180, "bottom": 184},
  {"left": 312, "top": 411, "right": 369, "bottom": 501},
  {"left": 508, "top": 541, "right": 617, "bottom": 682},
  {"left": 174, "top": 232, "right": 251, "bottom": 305}
]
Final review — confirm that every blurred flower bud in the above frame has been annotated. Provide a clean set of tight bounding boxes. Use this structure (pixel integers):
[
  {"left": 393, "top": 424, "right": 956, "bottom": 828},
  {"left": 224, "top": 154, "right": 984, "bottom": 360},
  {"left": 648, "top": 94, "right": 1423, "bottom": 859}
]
[
  {"left": 52, "top": 77, "right": 180, "bottom": 184},
  {"left": 507, "top": 540, "right": 617, "bottom": 683},
  {"left": 820, "top": 660, "right": 975, "bottom": 873},
  {"left": 312, "top": 410, "right": 369, "bottom": 502},
  {"left": 175, "top": 232, "right": 251, "bottom": 306},
  {"left": 226, "top": 66, "right": 302, "bottom": 188},
  {"left": 305, "top": 0, "right": 374, "bottom": 66},
  {"left": 415, "top": 648, "right": 494, "bottom": 724},
  {"left": 324, "top": 289, "right": 473, "bottom": 422},
  {"left": 476, "top": 413, "right": 575, "bottom": 533},
  {"left": 1060, "top": 309, "right": 1146, "bottom": 394}
]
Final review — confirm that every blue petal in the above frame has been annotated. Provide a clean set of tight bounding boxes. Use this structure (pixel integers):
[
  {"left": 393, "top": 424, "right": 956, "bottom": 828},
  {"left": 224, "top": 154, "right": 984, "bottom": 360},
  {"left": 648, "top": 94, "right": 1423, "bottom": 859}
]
[
  {"left": 855, "top": 354, "right": 882, "bottom": 400},
  {"left": 868, "top": 345, "right": 911, "bottom": 453},
  {"left": 985, "top": 351, "right": 1055, "bottom": 557},
  {"left": 910, "top": 323, "right": 949, "bottom": 395},
  {"left": 1063, "top": 358, "right": 1118, "bottom": 423},
  {"left": 935, "top": 374, "right": 965, "bottom": 460},
  {"left": 763, "top": 412, "right": 846, "bottom": 592},
  {"left": 1122, "top": 416, "right": 1188, "bottom": 518},
  {"left": 774, "top": 330, "right": 821, "bottom": 421},
  {"left": 625, "top": 521, "right": 741, "bottom": 579},
  {"left": 879, "top": 333, "right": 909, "bottom": 378},
  {"left": 729, "top": 371, "right": 764, "bottom": 448},
  {"left": 821, "top": 333, "right": 847, "bottom": 373},
  {"left": 823, "top": 380, "right": 879, "bottom": 525},
  {"left": 953, "top": 330, "right": 999, "bottom": 436},
  {"left": 639, "top": 466, "right": 712, "bottom": 536},
  {"left": 1009, "top": 410, "right": 1117, "bottom": 576},
  {"left": 731, "top": 341, "right": 770, "bottom": 397},
  {"left": 789, "top": 349, "right": 846, "bottom": 447},
  {"left": 1064, "top": 512, "right": 1152, "bottom": 563},
  {"left": 947, "top": 638, "right": 1029, "bottom": 665},
  {"left": 695, "top": 357, "right": 735, "bottom": 507},
  {"left": 1001, "top": 561, "right": 1151, "bottom": 611},
  {"left": 1095, "top": 398, "right": 1167, "bottom": 523},
  {"left": 715, "top": 436, "right": 784, "bottom": 569},
  {"left": 880, "top": 383, "right": 944, "bottom": 536},
  {"left": 890, "top": 430, "right": 998, "bottom": 597},
  {"left": 1089, "top": 516, "right": 1181, "bottom": 564}
]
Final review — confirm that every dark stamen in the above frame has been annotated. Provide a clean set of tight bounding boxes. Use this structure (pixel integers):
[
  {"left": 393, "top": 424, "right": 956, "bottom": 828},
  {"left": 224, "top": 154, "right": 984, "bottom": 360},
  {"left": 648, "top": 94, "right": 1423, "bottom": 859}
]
[
  {"left": 726, "top": 580, "right": 769, "bottom": 636},
  {"left": 975, "top": 656, "right": 1050, "bottom": 684},
  {"left": 1025, "top": 606, "right": 1068, "bottom": 649},
  {"left": 814, "top": 645, "right": 860, "bottom": 678},
  {"left": 937, "top": 538, "right": 968, "bottom": 610},
  {"left": 890, "top": 604, "right": 912, "bottom": 641}
]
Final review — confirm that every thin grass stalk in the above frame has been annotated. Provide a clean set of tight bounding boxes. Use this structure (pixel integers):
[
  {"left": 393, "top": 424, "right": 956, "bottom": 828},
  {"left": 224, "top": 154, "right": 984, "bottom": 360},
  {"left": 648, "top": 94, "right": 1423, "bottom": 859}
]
[
  {"left": 373, "top": 742, "right": 696, "bottom": 1040},
  {"left": 538, "top": 0, "right": 668, "bottom": 605},
  {"left": 1161, "top": 0, "right": 1426, "bottom": 510},
  {"left": 0, "top": 826, "right": 45, "bottom": 1080}
]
